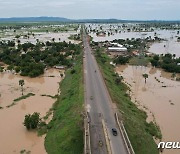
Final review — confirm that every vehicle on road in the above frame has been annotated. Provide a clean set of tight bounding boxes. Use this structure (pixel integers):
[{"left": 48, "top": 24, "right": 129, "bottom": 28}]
[
  {"left": 90, "top": 96, "right": 93, "bottom": 100},
  {"left": 112, "top": 128, "right": 118, "bottom": 136}
]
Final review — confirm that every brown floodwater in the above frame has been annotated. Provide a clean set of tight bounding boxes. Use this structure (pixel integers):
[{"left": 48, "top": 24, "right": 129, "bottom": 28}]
[
  {"left": 116, "top": 65, "right": 180, "bottom": 154},
  {"left": 0, "top": 69, "right": 63, "bottom": 154},
  {"left": 0, "top": 32, "right": 81, "bottom": 45}
]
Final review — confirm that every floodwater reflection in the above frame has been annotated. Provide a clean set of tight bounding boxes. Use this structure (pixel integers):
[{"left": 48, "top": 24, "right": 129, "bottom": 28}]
[
  {"left": 116, "top": 65, "right": 180, "bottom": 154},
  {"left": 0, "top": 69, "right": 64, "bottom": 154}
]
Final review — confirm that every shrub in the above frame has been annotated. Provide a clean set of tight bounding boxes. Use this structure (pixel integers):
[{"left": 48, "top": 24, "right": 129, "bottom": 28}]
[
  {"left": 71, "top": 69, "right": 76, "bottom": 74},
  {"left": 23, "top": 112, "right": 40, "bottom": 130}
]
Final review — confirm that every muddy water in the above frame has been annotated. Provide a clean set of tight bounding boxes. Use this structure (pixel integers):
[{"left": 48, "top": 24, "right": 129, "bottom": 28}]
[
  {"left": 116, "top": 65, "right": 180, "bottom": 154},
  {"left": 0, "top": 69, "right": 63, "bottom": 154},
  {"left": 149, "top": 40, "right": 180, "bottom": 57},
  {"left": 88, "top": 28, "right": 180, "bottom": 57},
  {"left": 0, "top": 32, "right": 81, "bottom": 45}
]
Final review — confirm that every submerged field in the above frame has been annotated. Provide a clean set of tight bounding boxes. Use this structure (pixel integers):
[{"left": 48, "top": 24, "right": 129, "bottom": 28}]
[
  {"left": 0, "top": 23, "right": 83, "bottom": 154},
  {"left": 0, "top": 69, "right": 62, "bottom": 153},
  {"left": 116, "top": 65, "right": 180, "bottom": 154}
]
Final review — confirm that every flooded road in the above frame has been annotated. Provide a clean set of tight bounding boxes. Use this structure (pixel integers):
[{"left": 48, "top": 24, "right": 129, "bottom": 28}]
[
  {"left": 116, "top": 65, "right": 180, "bottom": 154},
  {"left": 0, "top": 69, "right": 63, "bottom": 154}
]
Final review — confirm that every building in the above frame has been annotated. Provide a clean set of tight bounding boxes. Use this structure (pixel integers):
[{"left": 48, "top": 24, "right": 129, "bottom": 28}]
[
  {"left": 108, "top": 43, "right": 127, "bottom": 57},
  {"left": 108, "top": 47, "right": 127, "bottom": 52}
]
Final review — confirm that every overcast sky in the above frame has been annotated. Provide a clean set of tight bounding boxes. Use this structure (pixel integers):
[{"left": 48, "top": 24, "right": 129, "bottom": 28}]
[{"left": 0, "top": 0, "right": 179, "bottom": 20}]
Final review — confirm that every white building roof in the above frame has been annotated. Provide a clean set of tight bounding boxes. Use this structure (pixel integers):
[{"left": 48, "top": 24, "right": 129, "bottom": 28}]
[
  {"left": 108, "top": 47, "right": 127, "bottom": 52},
  {"left": 110, "top": 42, "right": 123, "bottom": 48}
]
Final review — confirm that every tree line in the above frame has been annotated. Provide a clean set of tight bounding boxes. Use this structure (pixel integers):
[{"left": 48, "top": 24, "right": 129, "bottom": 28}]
[{"left": 0, "top": 40, "right": 81, "bottom": 77}]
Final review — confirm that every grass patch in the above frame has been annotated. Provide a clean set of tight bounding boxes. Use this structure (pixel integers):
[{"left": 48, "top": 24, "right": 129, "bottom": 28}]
[
  {"left": 44, "top": 53, "right": 84, "bottom": 154},
  {"left": 20, "top": 149, "right": 31, "bottom": 154},
  {"left": 14, "top": 93, "right": 35, "bottom": 102},
  {"left": 129, "top": 56, "right": 150, "bottom": 66},
  {"left": 6, "top": 93, "right": 35, "bottom": 108},
  {"left": 41, "top": 94, "right": 58, "bottom": 99},
  {"left": 95, "top": 49, "right": 161, "bottom": 154}
]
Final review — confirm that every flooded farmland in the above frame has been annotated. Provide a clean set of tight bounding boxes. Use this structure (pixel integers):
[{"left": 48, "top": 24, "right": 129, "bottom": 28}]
[
  {"left": 0, "top": 32, "right": 81, "bottom": 45},
  {"left": 0, "top": 69, "right": 63, "bottom": 154},
  {"left": 116, "top": 65, "right": 180, "bottom": 154},
  {"left": 87, "top": 23, "right": 180, "bottom": 57}
]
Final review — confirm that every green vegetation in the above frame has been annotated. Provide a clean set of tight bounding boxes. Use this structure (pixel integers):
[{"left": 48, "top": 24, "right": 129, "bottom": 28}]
[
  {"left": 14, "top": 93, "right": 35, "bottom": 102},
  {"left": 6, "top": 93, "right": 35, "bottom": 108},
  {"left": 0, "top": 66, "right": 4, "bottom": 72},
  {"left": 68, "top": 34, "right": 81, "bottom": 41},
  {"left": 150, "top": 53, "right": 180, "bottom": 73},
  {"left": 0, "top": 23, "right": 79, "bottom": 33},
  {"left": 41, "top": 94, "right": 58, "bottom": 99},
  {"left": 44, "top": 50, "right": 84, "bottom": 154},
  {"left": 143, "top": 73, "right": 149, "bottom": 84},
  {"left": 129, "top": 56, "right": 150, "bottom": 66},
  {"left": 95, "top": 48, "right": 161, "bottom": 154},
  {"left": 19, "top": 79, "right": 25, "bottom": 95},
  {"left": 24, "top": 112, "right": 40, "bottom": 130},
  {"left": 20, "top": 149, "right": 31, "bottom": 154},
  {"left": 113, "top": 56, "right": 130, "bottom": 65},
  {"left": 0, "top": 40, "right": 81, "bottom": 77}
]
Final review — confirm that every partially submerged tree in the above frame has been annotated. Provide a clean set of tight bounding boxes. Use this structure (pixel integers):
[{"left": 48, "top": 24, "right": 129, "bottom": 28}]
[
  {"left": 143, "top": 74, "right": 148, "bottom": 84},
  {"left": 115, "top": 76, "right": 123, "bottom": 85},
  {"left": 19, "top": 80, "right": 25, "bottom": 95},
  {"left": 23, "top": 112, "right": 40, "bottom": 130}
]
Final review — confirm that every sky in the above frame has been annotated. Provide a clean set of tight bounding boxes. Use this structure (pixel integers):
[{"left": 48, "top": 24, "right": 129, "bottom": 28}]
[{"left": 0, "top": 0, "right": 180, "bottom": 20}]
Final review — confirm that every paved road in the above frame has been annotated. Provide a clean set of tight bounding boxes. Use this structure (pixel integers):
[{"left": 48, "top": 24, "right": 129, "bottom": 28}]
[{"left": 83, "top": 28, "right": 128, "bottom": 154}]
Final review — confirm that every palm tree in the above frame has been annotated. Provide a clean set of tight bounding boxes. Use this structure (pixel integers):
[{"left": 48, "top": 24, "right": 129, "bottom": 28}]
[
  {"left": 19, "top": 80, "right": 25, "bottom": 95},
  {"left": 142, "top": 74, "right": 148, "bottom": 84}
]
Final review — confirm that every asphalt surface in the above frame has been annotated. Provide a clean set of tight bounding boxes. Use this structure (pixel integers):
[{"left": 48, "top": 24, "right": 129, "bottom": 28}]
[{"left": 83, "top": 29, "right": 128, "bottom": 154}]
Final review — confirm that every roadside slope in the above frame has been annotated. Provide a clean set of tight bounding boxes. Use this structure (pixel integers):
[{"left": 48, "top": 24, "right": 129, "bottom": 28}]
[
  {"left": 94, "top": 48, "right": 161, "bottom": 154},
  {"left": 45, "top": 53, "right": 84, "bottom": 154}
]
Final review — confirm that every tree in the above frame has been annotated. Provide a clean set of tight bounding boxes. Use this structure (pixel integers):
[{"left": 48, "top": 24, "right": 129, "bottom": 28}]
[
  {"left": 23, "top": 112, "right": 40, "bottom": 130},
  {"left": 19, "top": 79, "right": 25, "bottom": 95},
  {"left": 60, "top": 73, "right": 63, "bottom": 77},
  {"left": 115, "top": 76, "right": 123, "bottom": 85},
  {"left": 143, "top": 74, "right": 148, "bottom": 84},
  {"left": 52, "top": 38, "right": 55, "bottom": 42},
  {"left": 173, "top": 54, "right": 176, "bottom": 59},
  {"left": 113, "top": 56, "right": 129, "bottom": 65}
]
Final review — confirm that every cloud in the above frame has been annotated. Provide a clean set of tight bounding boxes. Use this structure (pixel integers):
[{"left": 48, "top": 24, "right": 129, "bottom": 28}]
[{"left": 0, "top": 0, "right": 179, "bottom": 20}]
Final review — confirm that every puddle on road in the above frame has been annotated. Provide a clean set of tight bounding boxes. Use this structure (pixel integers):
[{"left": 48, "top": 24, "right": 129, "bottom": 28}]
[
  {"left": 0, "top": 69, "right": 64, "bottom": 154},
  {"left": 116, "top": 65, "right": 180, "bottom": 154}
]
